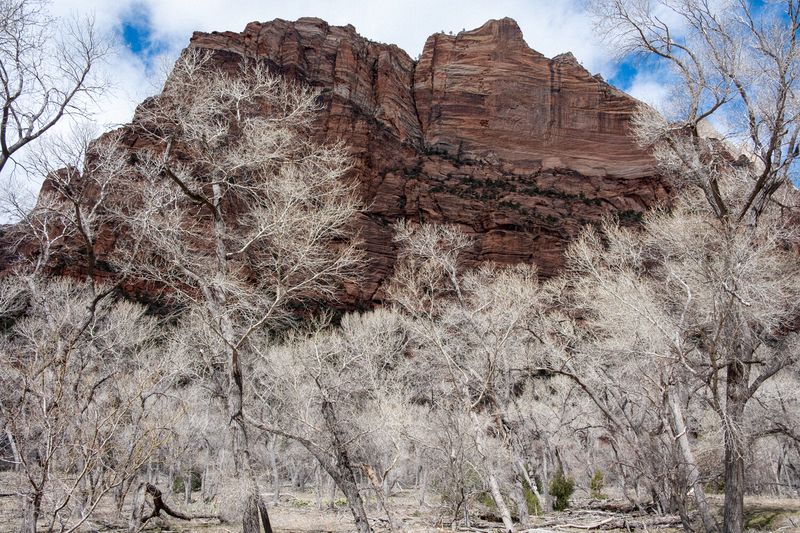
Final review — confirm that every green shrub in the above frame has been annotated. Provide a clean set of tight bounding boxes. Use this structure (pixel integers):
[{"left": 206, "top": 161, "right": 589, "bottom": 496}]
[
  {"left": 476, "top": 491, "right": 496, "bottom": 510},
  {"left": 548, "top": 468, "right": 575, "bottom": 511},
  {"left": 523, "top": 485, "right": 542, "bottom": 515},
  {"left": 589, "top": 469, "right": 607, "bottom": 500}
]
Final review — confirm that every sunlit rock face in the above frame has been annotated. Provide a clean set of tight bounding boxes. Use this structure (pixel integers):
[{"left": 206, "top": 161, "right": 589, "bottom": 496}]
[{"left": 19, "top": 18, "right": 668, "bottom": 308}]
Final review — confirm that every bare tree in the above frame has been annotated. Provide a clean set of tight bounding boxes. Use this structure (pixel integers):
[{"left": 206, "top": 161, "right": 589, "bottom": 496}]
[
  {"left": 594, "top": 0, "right": 799, "bottom": 225},
  {"left": 388, "top": 222, "right": 584, "bottom": 532},
  {"left": 0, "top": 125, "right": 183, "bottom": 533},
  {"left": 249, "top": 309, "right": 408, "bottom": 533},
  {"left": 568, "top": 185, "right": 800, "bottom": 533},
  {"left": 0, "top": 0, "right": 109, "bottom": 176},
  {"left": 590, "top": 2, "right": 800, "bottom": 531},
  {"left": 0, "top": 276, "right": 181, "bottom": 533},
  {"left": 115, "top": 49, "right": 362, "bottom": 533},
  {"left": 2, "top": 123, "right": 130, "bottom": 282}
]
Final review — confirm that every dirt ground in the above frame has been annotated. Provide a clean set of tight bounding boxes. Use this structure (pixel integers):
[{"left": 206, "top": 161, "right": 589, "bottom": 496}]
[{"left": 2, "top": 480, "right": 800, "bottom": 533}]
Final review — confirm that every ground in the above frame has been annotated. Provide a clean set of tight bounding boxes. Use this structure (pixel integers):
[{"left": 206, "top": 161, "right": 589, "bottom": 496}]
[{"left": 1, "top": 474, "right": 799, "bottom": 532}]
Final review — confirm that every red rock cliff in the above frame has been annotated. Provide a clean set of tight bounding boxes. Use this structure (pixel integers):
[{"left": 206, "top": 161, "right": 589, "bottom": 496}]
[
  {"left": 179, "top": 17, "right": 668, "bottom": 305},
  {"left": 17, "top": 17, "right": 667, "bottom": 307}
]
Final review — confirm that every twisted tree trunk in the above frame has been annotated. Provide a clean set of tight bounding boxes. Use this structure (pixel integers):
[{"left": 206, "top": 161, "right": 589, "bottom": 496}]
[{"left": 319, "top": 397, "right": 372, "bottom": 533}]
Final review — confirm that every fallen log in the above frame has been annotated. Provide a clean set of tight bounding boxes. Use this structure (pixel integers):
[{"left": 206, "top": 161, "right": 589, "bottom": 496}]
[
  {"left": 552, "top": 517, "right": 617, "bottom": 530},
  {"left": 528, "top": 514, "right": 683, "bottom": 531},
  {"left": 131, "top": 482, "right": 222, "bottom": 526},
  {"left": 584, "top": 500, "right": 659, "bottom": 514}
]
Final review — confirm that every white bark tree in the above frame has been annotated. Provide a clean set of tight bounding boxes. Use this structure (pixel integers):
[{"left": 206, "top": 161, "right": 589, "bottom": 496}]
[
  {"left": 0, "top": 277, "right": 181, "bottom": 533},
  {"left": 116, "top": 49, "right": 362, "bottom": 533},
  {"left": 568, "top": 188, "right": 800, "bottom": 533},
  {"left": 388, "top": 222, "right": 580, "bottom": 532},
  {"left": 0, "top": 126, "right": 183, "bottom": 533},
  {"left": 591, "top": 3, "right": 800, "bottom": 531},
  {"left": 0, "top": 0, "right": 109, "bottom": 176},
  {"left": 249, "top": 309, "right": 409, "bottom": 533}
]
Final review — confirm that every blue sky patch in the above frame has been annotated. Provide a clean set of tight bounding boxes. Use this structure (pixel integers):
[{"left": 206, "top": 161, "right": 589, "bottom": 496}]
[
  {"left": 609, "top": 60, "right": 638, "bottom": 91},
  {"left": 121, "top": 19, "right": 151, "bottom": 56},
  {"left": 608, "top": 52, "right": 670, "bottom": 99},
  {"left": 119, "top": 3, "right": 167, "bottom": 65}
]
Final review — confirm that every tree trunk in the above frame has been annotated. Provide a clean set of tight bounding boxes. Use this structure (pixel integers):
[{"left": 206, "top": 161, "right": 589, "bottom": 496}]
[
  {"left": 319, "top": 397, "right": 372, "bottom": 533},
  {"left": 667, "top": 390, "right": 718, "bottom": 533},
  {"left": 467, "top": 410, "right": 514, "bottom": 532},
  {"left": 298, "top": 467, "right": 309, "bottom": 490},
  {"left": 5, "top": 428, "right": 20, "bottom": 472},
  {"left": 268, "top": 436, "right": 281, "bottom": 503},
  {"left": 362, "top": 463, "right": 396, "bottom": 532},
  {"left": 315, "top": 467, "right": 323, "bottom": 510},
  {"left": 723, "top": 360, "right": 748, "bottom": 533},
  {"left": 221, "top": 325, "right": 271, "bottom": 533},
  {"left": 115, "top": 482, "right": 126, "bottom": 512},
  {"left": 19, "top": 491, "right": 41, "bottom": 533},
  {"left": 242, "top": 495, "right": 262, "bottom": 533},
  {"left": 229, "top": 376, "right": 272, "bottom": 533},
  {"left": 201, "top": 465, "right": 209, "bottom": 502},
  {"left": 328, "top": 477, "right": 336, "bottom": 510},
  {"left": 128, "top": 483, "right": 146, "bottom": 533},
  {"left": 184, "top": 471, "right": 192, "bottom": 505},
  {"left": 258, "top": 497, "right": 274, "bottom": 533},
  {"left": 515, "top": 459, "right": 541, "bottom": 515},
  {"left": 541, "top": 448, "right": 553, "bottom": 512},
  {"left": 211, "top": 294, "right": 272, "bottom": 533},
  {"left": 488, "top": 472, "right": 515, "bottom": 533},
  {"left": 511, "top": 476, "right": 530, "bottom": 527},
  {"left": 338, "top": 476, "right": 371, "bottom": 533},
  {"left": 418, "top": 466, "right": 428, "bottom": 507},
  {"left": 382, "top": 473, "right": 391, "bottom": 500},
  {"left": 289, "top": 458, "right": 298, "bottom": 488}
]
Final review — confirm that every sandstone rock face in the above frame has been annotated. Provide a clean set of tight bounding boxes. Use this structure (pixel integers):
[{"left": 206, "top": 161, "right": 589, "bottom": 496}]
[
  {"left": 181, "top": 17, "right": 668, "bottom": 306},
  {"left": 34, "top": 18, "right": 668, "bottom": 307}
]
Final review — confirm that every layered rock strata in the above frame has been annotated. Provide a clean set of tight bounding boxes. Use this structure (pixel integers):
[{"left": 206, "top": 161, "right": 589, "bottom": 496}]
[{"left": 28, "top": 17, "right": 670, "bottom": 307}]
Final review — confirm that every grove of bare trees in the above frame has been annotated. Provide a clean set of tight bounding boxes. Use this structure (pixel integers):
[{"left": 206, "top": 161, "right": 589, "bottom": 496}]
[
  {"left": 591, "top": 1, "right": 800, "bottom": 531},
  {"left": 1, "top": 1, "right": 800, "bottom": 533}
]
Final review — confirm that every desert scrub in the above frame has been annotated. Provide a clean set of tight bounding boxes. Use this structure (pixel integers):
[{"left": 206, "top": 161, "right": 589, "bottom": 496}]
[
  {"left": 549, "top": 468, "right": 575, "bottom": 511},
  {"left": 589, "top": 469, "right": 607, "bottom": 500},
  {"left": 523, "top": 481, "right": 542, "bottom": 515}
]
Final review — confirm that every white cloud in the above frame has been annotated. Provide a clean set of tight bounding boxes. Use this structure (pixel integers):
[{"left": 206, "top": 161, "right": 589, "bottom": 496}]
[
  {"left": 136, "top": 0, "right": 618, "bottom": 71},
  {"left": 626, "top": 70, "right": 672, "bottom": 109}
]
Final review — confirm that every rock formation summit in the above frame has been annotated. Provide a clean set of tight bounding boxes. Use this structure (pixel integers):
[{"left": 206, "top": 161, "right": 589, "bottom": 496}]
[
  {"left": 177, "top": 17, "right": 668, "bottom": 305},
  {"left": 46, "top": 18, "right": 670, "bottom": 306}
]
